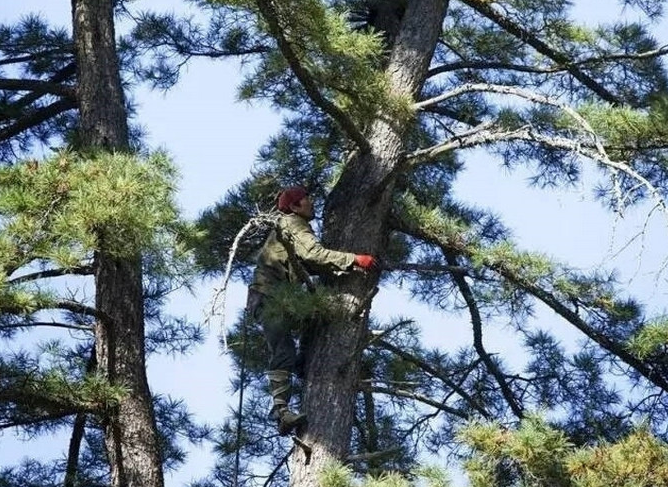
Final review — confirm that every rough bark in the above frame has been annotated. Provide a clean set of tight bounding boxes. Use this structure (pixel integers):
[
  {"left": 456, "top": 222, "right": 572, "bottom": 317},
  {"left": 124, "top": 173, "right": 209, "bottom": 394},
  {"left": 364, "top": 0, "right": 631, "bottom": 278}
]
[
  {"left": 288, "top": 2, "right": 449, "bottom": 486},
  {"left": 71, "top": 0, "right": 164, "bottom": 486}
]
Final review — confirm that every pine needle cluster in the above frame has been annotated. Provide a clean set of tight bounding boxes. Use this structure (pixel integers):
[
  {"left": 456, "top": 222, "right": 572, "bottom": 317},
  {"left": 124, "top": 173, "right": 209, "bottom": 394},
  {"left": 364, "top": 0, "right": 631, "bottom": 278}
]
[
  {"left": 259, "top": 281, "right": 351, "bottom": 333},
  {"left": 0, "top": 150, "right": 189, "bottom": 270},
  {"left": 318, "top": 463, "right": 450, "bottom": 487},
  {"left": 220, "top": 0, "right": 411, "bottom": 124},
  {"left": 460, "top": 416, "right": 668, "bottom": 487}
]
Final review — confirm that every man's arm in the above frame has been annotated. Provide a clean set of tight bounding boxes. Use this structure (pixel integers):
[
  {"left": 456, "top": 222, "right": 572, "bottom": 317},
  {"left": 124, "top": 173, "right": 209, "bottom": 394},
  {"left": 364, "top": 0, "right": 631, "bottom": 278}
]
[{"left": 281, "top": 216, "right": 356, "bottom": 272}]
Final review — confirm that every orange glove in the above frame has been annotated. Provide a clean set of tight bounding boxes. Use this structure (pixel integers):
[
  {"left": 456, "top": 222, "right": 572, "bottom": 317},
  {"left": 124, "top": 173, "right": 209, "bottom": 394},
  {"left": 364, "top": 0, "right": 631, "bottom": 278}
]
[{"left": 354, "top": 254, "right": 376, "bottom": 269}]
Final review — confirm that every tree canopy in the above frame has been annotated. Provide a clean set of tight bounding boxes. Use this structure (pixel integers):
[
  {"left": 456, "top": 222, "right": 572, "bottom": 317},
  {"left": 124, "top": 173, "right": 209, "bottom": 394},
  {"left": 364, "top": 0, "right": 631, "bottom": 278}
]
[{"left": 2, "top": 1, "right": 668, "bottom": 487}]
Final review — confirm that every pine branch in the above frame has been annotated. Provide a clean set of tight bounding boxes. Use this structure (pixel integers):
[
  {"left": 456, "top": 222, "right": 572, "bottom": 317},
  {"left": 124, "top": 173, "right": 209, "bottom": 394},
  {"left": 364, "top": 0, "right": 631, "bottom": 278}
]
[
  {"left": 0, "top": 78, "right": 76, "bottom": 98},
  {"left": 55, "top": 300, "right": 111, "bottom": 324},
  {"left": 427, "top": 60, "right": 565, "bottom": 78},
  {"left": 426, "top": 44, "right": 668, "bottom": 79},
  {"left": 494, "top": 264, "right": 668, "bottom": 392},
  {"left": 411, "top": 83, "right": 668, "bottom": 222},
  {"left": 384, "top": 262, "right": 468, "bottom": 275},
  {"left": 0, "top": 322, "right": 93, "bottom": 332},
  {"left": 0, "top": 49, "right": 72, "bottom": 66},
  {"left": 372, "top": 339, "right": 490, "bottom": 418},
  {"left": 346, "top": 447, "right": 403, "bottom": 464},
  {"left": 0, "top": 410, "right": 81, "bottom": 429},
  {"left": 0, "top": 97, "right": 77, "bottom": 142},
  {"left": 459, "top": 0, "right": 620, "bottom": 104},
  {"left": 2, "top": 62, "right": 76, "bottom": 115},
  {"left": 368, "top": 385, "right": 470, "bottom": 419},
  {"left": 64, "top": 348, "right": 96, "bottom": 487},
  {"left": 392, "top": 213, "right": 668, "bottom": 394},
  {"left": 254, "top": 0, "right": 370, "bottom": 153},
  {"left": 444, "top": 251, "right": 524, "bottom": 419},
  {"left": 361, "top": 387, "right": 379, "bottom": 464},
  {"left": 8, "top": 265, "right": 94, "bottom": 285}
]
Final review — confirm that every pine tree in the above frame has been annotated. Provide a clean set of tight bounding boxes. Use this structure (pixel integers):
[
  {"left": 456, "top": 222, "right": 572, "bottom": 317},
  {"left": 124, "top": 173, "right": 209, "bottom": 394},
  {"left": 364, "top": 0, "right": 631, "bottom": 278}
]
[
  {"left": 178, "top": 1, "right": 668, "bottom": 486},
  {"left": 0, "top": 2, "right": 208, "bottom": 486}
]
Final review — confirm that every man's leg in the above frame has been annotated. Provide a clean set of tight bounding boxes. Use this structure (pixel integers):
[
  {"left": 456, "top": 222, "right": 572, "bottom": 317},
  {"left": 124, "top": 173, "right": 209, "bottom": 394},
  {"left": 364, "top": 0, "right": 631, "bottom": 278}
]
[{"left": 259, "top": 296, "right": 306, "bottom": 435}]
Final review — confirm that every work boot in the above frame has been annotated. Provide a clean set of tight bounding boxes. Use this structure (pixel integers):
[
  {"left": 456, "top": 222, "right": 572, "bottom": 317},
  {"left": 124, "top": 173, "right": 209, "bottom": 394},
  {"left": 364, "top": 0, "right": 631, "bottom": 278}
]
[
  {"left": 274, "top": 406, "right": 307, "bottom": 436},
  {"left": 267, "top": 370, "right": 306, "bottom": 436}
]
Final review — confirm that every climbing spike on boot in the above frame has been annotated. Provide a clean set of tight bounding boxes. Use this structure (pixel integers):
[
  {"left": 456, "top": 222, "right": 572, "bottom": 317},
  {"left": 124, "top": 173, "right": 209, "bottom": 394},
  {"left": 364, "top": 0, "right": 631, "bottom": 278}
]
[{"left": 277, "top": 408, "right": 307, "bottom": 436}]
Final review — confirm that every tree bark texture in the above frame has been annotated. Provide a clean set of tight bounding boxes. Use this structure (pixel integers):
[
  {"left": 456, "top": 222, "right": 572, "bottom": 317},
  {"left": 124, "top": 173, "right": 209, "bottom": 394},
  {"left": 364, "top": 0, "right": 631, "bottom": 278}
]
[
  {"left": 71, "top": 0, "right": 164, "bottom": 486},
  {"left": 288, "top": 2, "right": 449, "bottom": 486},
  {"left": 72, "top": 0, "right": 128, "bottom": 150}
]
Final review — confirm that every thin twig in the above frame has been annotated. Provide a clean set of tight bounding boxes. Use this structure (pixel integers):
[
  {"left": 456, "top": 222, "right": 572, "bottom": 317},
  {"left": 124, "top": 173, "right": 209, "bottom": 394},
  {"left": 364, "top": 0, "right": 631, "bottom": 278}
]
[{"left": 204, "top": 213, "right": 279, "bottom": 349}]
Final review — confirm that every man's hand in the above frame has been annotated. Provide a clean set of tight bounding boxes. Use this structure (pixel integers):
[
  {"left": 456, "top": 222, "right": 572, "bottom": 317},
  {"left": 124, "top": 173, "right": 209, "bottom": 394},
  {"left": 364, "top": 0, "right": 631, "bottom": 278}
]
[{"left": 354, "top": 254, "right": 377, "bottom": 270}]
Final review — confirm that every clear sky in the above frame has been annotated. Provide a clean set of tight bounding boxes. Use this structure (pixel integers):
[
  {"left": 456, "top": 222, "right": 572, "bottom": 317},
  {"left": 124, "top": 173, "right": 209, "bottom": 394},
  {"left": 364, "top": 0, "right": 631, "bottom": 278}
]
[{"left": 1, "top": 2, "right": 667, "bottom": 486}]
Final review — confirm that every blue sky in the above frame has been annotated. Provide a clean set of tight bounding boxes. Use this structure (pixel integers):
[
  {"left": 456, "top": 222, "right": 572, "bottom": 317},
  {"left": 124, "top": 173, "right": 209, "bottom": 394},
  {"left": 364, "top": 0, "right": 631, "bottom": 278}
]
[{"left": 1, "top": 1, "right": 668, "bottom": 486}]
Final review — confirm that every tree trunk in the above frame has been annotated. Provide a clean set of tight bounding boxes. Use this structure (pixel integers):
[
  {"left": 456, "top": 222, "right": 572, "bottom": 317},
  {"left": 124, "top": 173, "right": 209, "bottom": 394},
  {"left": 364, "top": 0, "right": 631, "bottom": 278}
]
[
  {"left": 288, "top": 1, "right": 449, "bottom": 486},
  {"left": 71, "top": 0, "right": 164, "bottom": 486}
]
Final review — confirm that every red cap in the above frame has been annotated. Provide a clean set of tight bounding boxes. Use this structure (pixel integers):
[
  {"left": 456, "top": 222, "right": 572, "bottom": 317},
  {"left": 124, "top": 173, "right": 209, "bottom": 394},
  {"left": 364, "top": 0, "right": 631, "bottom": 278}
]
[{"left": 277, "top": 186, "right": 308, "bottom": 213}]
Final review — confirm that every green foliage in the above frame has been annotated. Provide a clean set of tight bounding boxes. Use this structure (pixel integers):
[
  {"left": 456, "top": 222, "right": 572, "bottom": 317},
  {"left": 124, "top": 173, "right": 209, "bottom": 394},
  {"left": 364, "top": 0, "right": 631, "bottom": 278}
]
[
  {"left": 627, "top": 318, "right": 668, "bottom": 358},
  {"left": 222, "top": 0, "right": 412, "bottom": 124},
  {"left": 260, "top": 281, "right": 350, "bottom": 332},
  {"left": 576, "top": 102, "right": 668, "bottom": 152},
  {"left": 0, "top": 286, "right": 55, "bottom": 315},
  {"left": 460, "top": 416, "right": 572, "bottom": 487},
  {"left": 567, "top": 429, "right": 668, "bottom": 487},
  {"left": 2, "top": 362, "right": 127, "bottom": 412},
  {"left": 318, "top": 463, "right": 451, "bottom": 487},
  {"left": 0, "top": 150, "right": 191, "bottom": 269},
  {"left": 461, "top": 417, "right": 668, "bottom": 487},
  {"left": 397, "top": 193, "right": 470, "bottom": 247}
]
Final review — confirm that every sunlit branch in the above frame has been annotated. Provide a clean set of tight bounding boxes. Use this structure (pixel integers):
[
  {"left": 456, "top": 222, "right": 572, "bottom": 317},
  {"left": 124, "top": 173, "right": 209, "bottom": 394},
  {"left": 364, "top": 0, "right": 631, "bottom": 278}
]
[
  {"left": 204, "top": 212, "right": 279, "bottom": 347},
  {"left": 427, "top": 44, "right": 668, "bottom": 79},
  {"left": 346, "top": 447, "right": 404, "bottom": 464},
  {"left": 411, "top": 83, "right": 668, "bottom": 222},
  {"left": 254, "top": 0, "right": 370, "bottom": 153},
  {"left": 459, "top": 0, "right": 619, "bottom": 103}
]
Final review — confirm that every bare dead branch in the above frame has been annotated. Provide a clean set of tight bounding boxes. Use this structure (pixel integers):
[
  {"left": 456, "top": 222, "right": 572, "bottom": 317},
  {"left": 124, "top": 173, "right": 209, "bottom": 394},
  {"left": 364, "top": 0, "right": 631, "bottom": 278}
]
[
  {"left": 372, "top": 339, "right": 490, "bottom": 418},
  {"left": 204, "top": 212, "right": 279, "bottom": 346},
  {"left": 410, "top": 83, "right": 668, "bottom": 222},
  {"left": 368, "top": 385, "right": 470, "bottom": 419}
]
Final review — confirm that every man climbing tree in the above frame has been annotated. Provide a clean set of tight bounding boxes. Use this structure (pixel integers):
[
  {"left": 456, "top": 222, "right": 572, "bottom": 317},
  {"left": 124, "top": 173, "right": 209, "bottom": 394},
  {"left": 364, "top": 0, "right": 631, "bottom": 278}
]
[
  {"left": 248, "top": 186, "right": 376, "bottom": 436},
  {"left": 182, "top": 0, "right": 668, "bottom": 485}
]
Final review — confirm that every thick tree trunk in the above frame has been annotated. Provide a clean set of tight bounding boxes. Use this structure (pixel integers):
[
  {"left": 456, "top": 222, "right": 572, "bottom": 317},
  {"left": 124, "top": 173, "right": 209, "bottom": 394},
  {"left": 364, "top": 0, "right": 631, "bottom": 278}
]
[
  {"left": 288, "top": 2, "right": 449, "bottom": 486},
  {"left": 71, "top": 1, "right": 164, "bottom": 486}
]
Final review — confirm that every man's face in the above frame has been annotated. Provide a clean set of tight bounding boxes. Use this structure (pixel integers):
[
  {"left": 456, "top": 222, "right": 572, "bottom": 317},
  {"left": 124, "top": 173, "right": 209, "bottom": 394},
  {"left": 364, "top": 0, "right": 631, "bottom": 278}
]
[{"left": 290, "top": 195, "right": 314, "bottom": 220}]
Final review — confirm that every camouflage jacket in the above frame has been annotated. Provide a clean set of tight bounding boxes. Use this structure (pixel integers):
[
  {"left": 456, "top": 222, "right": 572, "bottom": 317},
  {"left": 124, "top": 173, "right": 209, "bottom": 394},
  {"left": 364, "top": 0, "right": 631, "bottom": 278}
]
[{"left": 250, "top": 213, "right": 355, "bottom": 296}]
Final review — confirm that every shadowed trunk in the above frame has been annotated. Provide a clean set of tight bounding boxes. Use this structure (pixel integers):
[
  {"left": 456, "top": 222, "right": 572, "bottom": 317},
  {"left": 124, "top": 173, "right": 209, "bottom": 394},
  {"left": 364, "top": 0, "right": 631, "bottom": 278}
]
[
  {"left": 71, "top": 0, "right": 164, "bottom": 485},
  {"left": 288, "top": 2, "right": 449, "bottom": 486}
]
